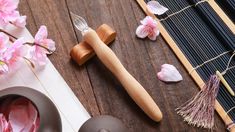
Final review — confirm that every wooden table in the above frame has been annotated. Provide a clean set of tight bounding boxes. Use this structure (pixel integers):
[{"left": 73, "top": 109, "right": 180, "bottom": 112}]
[{"left": 19, "top": 0, "right": 226, "bottom": 131}]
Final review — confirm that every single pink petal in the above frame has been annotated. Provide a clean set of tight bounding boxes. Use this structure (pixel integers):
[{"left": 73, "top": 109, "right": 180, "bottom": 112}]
[
  {"left": 140, "top": 16, "right": 157, "bottom": 26},
  {"left": 9, "top": 99, "right": 29, "bottom": 132},
  {"left": 157, "top": 64, "right": 183, "bottom": 82},
  {"left": 148, "top": 28, "right": 160, "bottom": 41},
  {"left": 34, "top": 26, "right": 48, "bottom": 44},
  {"left": 41, "top": 39, "right": 56, "bottom": 54},
  {"left": 147, "top": 1, "right": 168, "bottom": 15},
  {"left": 136, "top": 25, "right": 149, "bottom": 38},
  {"left": 21, "top": 102, "right": 38, "bottom": 132}
]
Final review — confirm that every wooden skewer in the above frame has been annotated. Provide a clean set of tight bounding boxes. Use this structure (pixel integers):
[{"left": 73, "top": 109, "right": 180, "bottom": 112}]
[
  {"left": 216, "top": 71, "right": 235, "bottom": 96},
  {"left": 83, "top": 28, "right": 163, "bottom": 122}
]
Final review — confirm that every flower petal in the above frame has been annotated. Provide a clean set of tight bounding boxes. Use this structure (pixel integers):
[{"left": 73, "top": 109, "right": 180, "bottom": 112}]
[
  {"left": 29, "top": 46, "right": 48, "bottom": 67},
  {"left": 157, "top": 64, "right": 183, "bottom": 82},
  {"left": 136, "top": 25, "right": 149, "bottom": 39},
  {"left": 9, "top": 97, "right": 39, "bottom": 132},
  {"left": 148, "top": 28, "right": 160, "bottom": 41},
  {"left": 34, "top": 25, "right": 48, "bottom": 43},
  {"left": 0, "top": 32, "right": 10, "bottom": 53},
  {"left": 0, "top": 114, "right": 11, "bottom": 132},
  {"left": 42, "top": 39, "right": 56, "bottom": 54},
  {"left": 147, "top": 1, "right": 168, "bottom": 15},
  {"left": 12, "top": 15, "right": 26, "bottom": 28},
  {"left": 4, "top": 37, "right": 25, "bottom": 62}
]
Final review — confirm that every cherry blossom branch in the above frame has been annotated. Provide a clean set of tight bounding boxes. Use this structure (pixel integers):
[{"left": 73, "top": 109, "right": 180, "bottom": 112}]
[
  {"left": 0, "top": 28, "right": 17, "bottom": 39},
  {"left": 24, "top": 42, "right": 54, "bottom": 54},
  {"left": 0, "top": 29, "right": 54, "bottom": 54}
]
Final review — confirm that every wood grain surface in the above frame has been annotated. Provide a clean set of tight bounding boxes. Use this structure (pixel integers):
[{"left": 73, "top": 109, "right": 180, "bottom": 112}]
[{"left": 18, "top": 0, "right": 226, "bottom": 131}]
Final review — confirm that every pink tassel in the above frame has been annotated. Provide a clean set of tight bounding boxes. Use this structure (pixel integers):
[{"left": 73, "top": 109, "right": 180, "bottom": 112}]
[{"left": 176, "top": 75, "right": 220, "bottom": 129}]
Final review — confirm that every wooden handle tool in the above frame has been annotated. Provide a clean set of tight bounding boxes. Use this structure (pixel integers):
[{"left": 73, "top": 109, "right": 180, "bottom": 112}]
[
  {"left": 70, "top": 13, "right": 162, "bottom": 121},
  {"left": 83, "top": 28, "right": 163, "bottom": 122}
]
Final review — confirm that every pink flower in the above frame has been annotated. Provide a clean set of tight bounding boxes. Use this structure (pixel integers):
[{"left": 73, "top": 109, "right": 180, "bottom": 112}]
[
  {"left": 0, "top": 0, "right": 26, "bottom": 28},
  {"left": 0, "top": 33, "right": 26, "bottom": 74},
  {"left": 29, "top": 25, "right": 55, "bottom": 66},
  {"left": 4, "top": 37, "right": 26, "bottom": 65},
  {"left": 136, "top": 16, "right": 160, "bottom": 40},
  {"left": 147, "top": 1, "right": 168, "bottom": 15},
  {"left": 0, "top": 32, "right": 9, "bottom": 74}
]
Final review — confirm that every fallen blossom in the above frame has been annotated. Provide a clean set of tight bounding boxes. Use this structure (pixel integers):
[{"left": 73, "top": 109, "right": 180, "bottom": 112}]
[
  {"left": 136, "top": 16, "right": 159, "bottom": 41},
  {"left": 29, "top": 25, "right": 55, "bottom": 66},
  {"left": 147, "top": 1, "right": 168, "bottom": 15},
  {"left": 157, "top": 64, "right": 183, "bottom": 82}
]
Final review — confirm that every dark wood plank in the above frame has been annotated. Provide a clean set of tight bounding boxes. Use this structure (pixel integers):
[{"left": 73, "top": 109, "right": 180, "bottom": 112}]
[
  {"left": 18, "top": 0, "right": 100, "bottom": 116},
  {"left": 18, "top": 0, "right": 226, "bottom": 131}
]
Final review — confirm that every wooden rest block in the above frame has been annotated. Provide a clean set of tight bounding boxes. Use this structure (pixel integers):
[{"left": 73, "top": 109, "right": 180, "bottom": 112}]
[{"left": 70, "top": 24, "right": 116, "bottom": 65}]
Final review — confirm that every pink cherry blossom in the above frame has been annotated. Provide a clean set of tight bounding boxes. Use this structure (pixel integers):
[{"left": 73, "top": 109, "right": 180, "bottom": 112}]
[
  {"left": 0, "top": 0, "right": 19, "bottom": 27},
  {"left": 4, "top": 37, "right": 26, "bottom": 65},
  {"left": 0, "top": 0, "right": 26, "bottom": 28},
  {"left": 0, "top": 32, "right": 26, "bottom": 74},
  {"left": 0, "top": 32, "right": 10, "bottom": 74},
  {"left": 147, "top": 1, "right": 168, "bottom": 15},
  {"left": 29, "top": 25, "right": 55, "bottom": 66},
  {"left": 136, "top": 16, "right": 159, "bottom": 40}
]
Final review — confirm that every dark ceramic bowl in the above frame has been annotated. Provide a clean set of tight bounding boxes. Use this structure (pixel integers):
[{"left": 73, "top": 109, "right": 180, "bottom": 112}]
[
  {"left": 0, "top": 86, "right": 62, "bottom": 132},
  {"left": 79, "top": 115, "right": 128, "bottom": 132}
]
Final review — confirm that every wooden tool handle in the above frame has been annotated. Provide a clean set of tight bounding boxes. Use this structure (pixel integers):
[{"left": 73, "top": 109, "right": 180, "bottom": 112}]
[{"left": 83, "top": 28, "right": 163, "bottom": 122}]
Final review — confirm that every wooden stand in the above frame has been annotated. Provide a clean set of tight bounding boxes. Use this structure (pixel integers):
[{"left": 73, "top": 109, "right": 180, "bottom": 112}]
[{"left": 70, "top": 24, "right": 116, "bottom": 65}]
